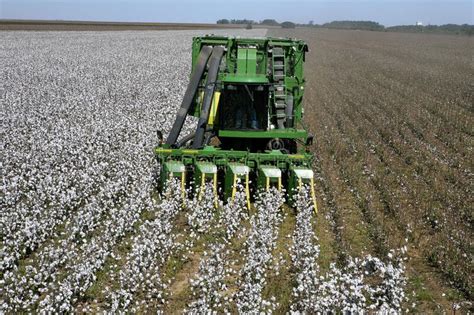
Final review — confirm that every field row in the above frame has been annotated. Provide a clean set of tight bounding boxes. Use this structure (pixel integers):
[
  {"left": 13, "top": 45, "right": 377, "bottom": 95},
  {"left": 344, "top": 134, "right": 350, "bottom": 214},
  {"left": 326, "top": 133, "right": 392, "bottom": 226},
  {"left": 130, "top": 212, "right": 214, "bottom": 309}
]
[
  {"left": 269, "top": 28, "right": 473, "bottom": 311},
  {"left": 1, "top": 182, "right": 407, "bottom": 313}
]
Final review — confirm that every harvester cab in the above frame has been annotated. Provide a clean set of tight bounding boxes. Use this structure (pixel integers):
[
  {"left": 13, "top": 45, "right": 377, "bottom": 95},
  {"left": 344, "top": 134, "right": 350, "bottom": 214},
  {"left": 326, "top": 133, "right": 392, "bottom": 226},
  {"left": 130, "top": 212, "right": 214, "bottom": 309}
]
[{"left": 156, "top": 35, "right": 317, "bottom": 210}]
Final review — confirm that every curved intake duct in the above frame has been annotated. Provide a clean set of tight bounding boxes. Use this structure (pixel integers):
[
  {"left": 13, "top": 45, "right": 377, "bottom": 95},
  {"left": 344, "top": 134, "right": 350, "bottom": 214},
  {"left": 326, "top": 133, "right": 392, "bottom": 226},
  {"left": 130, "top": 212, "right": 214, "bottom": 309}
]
[
  {"left": 166, "top": 45, "right": 212, "bottom": 146},
  {"left": 192, "top": 46, "right": 225, "bottom": 149}
]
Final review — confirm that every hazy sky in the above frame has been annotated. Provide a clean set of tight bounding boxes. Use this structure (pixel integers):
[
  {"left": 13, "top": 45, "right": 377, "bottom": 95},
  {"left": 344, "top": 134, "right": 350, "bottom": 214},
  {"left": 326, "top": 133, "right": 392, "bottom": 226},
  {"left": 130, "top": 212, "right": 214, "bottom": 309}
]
[{"left": 1, "top": 0, "right": 472, "bottom": 26}]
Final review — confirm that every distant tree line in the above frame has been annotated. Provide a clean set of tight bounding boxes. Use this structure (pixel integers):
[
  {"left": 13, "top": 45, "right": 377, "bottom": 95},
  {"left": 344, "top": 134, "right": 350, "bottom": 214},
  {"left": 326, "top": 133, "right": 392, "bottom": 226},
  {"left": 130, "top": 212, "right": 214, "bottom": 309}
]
[
  {"left": 304, "top": 20, "right": 473, "bottom": 36},
  {"left": 318, "top": 20, "right": 384, "bottom": 31},
  {"left": 217, "top": 18, "right": 473, "bottom": 35},
  {"left": 216, "top": 18, "right": 296, "bottom": 29},
  {"left": 386, "top": 24, "right": 474, "bottom": 36},
  {"left": 217, "top": 19, "right": 255, "bottom": 25}
]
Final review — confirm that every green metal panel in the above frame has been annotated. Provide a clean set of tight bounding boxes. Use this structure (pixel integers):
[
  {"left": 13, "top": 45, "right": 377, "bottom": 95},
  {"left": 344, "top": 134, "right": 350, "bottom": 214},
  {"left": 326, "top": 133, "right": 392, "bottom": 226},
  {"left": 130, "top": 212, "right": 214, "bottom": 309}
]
[
  {"left": 164, "top": 161, "right": 185, "bottom": 175},
  {"left": 260, "top": 167, "right": 282, "bottom": 178},
  {"left": 247, "top": 48, "right": 257, "bottom": 74},
  {"left": 288, "top": 167, "right": 314, "bottom": 204},
  {"left": 257, "top": 165, "right": 282, "bottom": 190},
  {"left": 237, "top": 48, "right": 247, "bottom": 75},
  {"left": 228, "top": 163, "right": 250, "bottom": 175},
  {"left": 160, "top": 161, "right": 185, "bottom": 189},
  {"left": 222, "top": 75, "right": 268, "bottom": 84},
  {"left": 196, "top": 161, "right": 218, "bottom": 175},
  {"left": 237, "top": 48, "right": 257, "bottom": 76},
  {"left": 218, "top": 129, "right": 307, "bottom": 139},
  {"left": 292, "top": 168, "right": 314, "bottom": 180},
  {"left": 224, "top": 163, "right": 250, "bottom": 201}
]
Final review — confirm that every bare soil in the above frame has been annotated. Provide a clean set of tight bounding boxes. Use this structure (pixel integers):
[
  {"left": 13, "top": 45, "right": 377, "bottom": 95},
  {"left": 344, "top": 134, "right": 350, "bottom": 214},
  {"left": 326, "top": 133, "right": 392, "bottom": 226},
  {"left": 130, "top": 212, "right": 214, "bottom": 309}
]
[{"left": 268, "top": 28, "right": 473, "bottom": 312}]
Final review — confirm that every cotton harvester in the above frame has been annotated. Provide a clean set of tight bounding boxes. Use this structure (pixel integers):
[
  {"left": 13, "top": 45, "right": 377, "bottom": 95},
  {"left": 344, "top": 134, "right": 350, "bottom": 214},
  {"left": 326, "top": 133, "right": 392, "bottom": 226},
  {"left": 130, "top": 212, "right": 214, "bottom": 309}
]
[{"left": 155, "top": 35, "right": 317, "bottom": 210}]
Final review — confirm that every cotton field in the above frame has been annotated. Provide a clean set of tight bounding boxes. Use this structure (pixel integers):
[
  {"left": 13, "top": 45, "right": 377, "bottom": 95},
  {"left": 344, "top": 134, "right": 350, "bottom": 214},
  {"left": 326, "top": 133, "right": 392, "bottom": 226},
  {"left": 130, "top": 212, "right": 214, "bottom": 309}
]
[{"left": 1, "top": 29, "right": 408, "bottom": 312}]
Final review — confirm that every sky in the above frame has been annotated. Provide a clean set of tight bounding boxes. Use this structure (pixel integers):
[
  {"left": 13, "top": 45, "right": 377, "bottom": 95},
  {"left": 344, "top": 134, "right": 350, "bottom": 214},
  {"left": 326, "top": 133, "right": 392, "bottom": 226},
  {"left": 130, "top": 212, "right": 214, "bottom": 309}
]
[{"left": 1, "top": 0, "right": 473, "bottom": 26}]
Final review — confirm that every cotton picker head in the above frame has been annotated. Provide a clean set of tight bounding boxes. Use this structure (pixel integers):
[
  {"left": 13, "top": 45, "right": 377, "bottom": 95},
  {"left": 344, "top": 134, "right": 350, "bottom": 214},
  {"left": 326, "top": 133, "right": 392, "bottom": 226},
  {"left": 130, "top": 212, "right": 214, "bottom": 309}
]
[{"left": 156, "top": 35, "right": 317, "bottom": 211}]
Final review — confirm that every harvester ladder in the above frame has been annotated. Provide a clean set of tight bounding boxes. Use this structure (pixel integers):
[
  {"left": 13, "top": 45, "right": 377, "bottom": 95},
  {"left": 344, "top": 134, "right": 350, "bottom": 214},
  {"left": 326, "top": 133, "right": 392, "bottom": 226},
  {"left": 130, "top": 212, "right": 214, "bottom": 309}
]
[{"left": 272, "top": 47, "right": 287, "bottom": 129}]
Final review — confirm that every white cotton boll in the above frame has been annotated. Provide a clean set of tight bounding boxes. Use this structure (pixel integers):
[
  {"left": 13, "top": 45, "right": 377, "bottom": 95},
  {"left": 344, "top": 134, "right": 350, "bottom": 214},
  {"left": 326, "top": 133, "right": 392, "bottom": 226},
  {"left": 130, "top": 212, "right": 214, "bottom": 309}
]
[
  {"left": 233, "top": 188, "right": 284, "bottom": 314},
  {"left": 1, "top": 29, "right": 264, "bottom": 312}
]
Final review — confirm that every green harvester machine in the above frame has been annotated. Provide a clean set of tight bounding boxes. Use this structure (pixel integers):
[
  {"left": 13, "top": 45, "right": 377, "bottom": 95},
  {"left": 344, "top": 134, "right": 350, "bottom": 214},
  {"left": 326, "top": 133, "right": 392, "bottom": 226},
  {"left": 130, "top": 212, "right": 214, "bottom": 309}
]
[{"left": 155, "top": 35, "right": 317, "bottom": 210}]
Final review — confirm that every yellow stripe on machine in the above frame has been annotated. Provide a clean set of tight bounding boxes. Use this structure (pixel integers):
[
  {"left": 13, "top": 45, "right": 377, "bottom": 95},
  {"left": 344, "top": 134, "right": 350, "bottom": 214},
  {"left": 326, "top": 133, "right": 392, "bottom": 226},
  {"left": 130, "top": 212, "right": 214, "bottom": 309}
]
[
  {"left": 231, "top": 175, "right": 237, "bottom": 200},
  {"left": 198, "top": 174, "right": 206, "bottom": 202},
  {"left": 156, "top": 148, "right": 173, "bottom": 153},
  {"left": 208, "top": 91, "right": 221, "bottom": 126},
  {"left": 245, "top": 173, "right": 251, "bottom": 210},
  {"left": 181, "top": 172, "right": 186, "bottom": 201},
  {"left": 182, "top": 149, "right": 199, "bottom": 154}
]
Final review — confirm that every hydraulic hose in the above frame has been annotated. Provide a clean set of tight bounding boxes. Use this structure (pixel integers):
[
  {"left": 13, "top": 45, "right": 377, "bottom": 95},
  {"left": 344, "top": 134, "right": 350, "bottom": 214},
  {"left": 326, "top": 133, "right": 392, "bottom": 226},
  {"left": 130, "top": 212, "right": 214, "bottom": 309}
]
[
  {"left": 175, "top": 132, "right": 195, "bottom": 148},
  {"left": 175, "top": 127, "right": 213, "bottom": 148},
  {"left": 192, "top": 46, "right": 225, "bottom": 149},
  {"left": 166, "top": 45, "right": 212, "bottom": 146}
]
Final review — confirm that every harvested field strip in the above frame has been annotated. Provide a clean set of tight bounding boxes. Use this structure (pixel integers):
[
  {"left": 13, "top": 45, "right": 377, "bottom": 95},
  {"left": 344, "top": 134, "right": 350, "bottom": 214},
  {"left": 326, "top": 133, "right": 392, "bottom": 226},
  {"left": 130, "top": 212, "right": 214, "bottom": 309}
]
[
  {"left": 268, "top": 27, "right": 472, "bottom": 310},
  {"left": 310, "top": 156, "right": 339, "bottom": 270},
  {"left": 322, "top": 54, "right": 471, "bottom": 181},
  {"left": 329, "top": 81, "right": 471, "bottom": 266},
  {"left": 314, "top": 92, "right": 381, "bottom": 257},
  {"left": 331, "top": 66, "right": 470, "bottom": 298},
  {"left": 310, "top": 37, "right": 468, "bottom": 270}
]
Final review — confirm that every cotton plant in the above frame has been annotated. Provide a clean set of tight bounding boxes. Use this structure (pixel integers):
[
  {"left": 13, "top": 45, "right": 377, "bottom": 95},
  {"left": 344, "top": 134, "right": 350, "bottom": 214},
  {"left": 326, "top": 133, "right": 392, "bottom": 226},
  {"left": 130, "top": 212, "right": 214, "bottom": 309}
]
[
  {"left": 186, "top": 243, "right": 229, "bottom": 313},
  {"left": 290, "top": 186, "right": 407, "bottom": 313},
  {"left": 185, "top": 184, "right": 247, "bottom": 312},
  {"left": 38, "top": 183, "right": 157, "bottom": 312},
  {"left": 218, "top": 184, "right": 248, "bottom": 241},
  {"left": 290, "top": 185, "right": 321, "bottom": 312},
  {"left": 1, "top": 28, "right": 267, "bottom": 312},
  {"left": 235, "top": 188, "right": 285, "bottom": 313},
  {"left": 107, "top": 179, "right": 182, "bottom": 312},
  {"left": 186, "top": 183, "right": 217, "bottom": 233}
]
